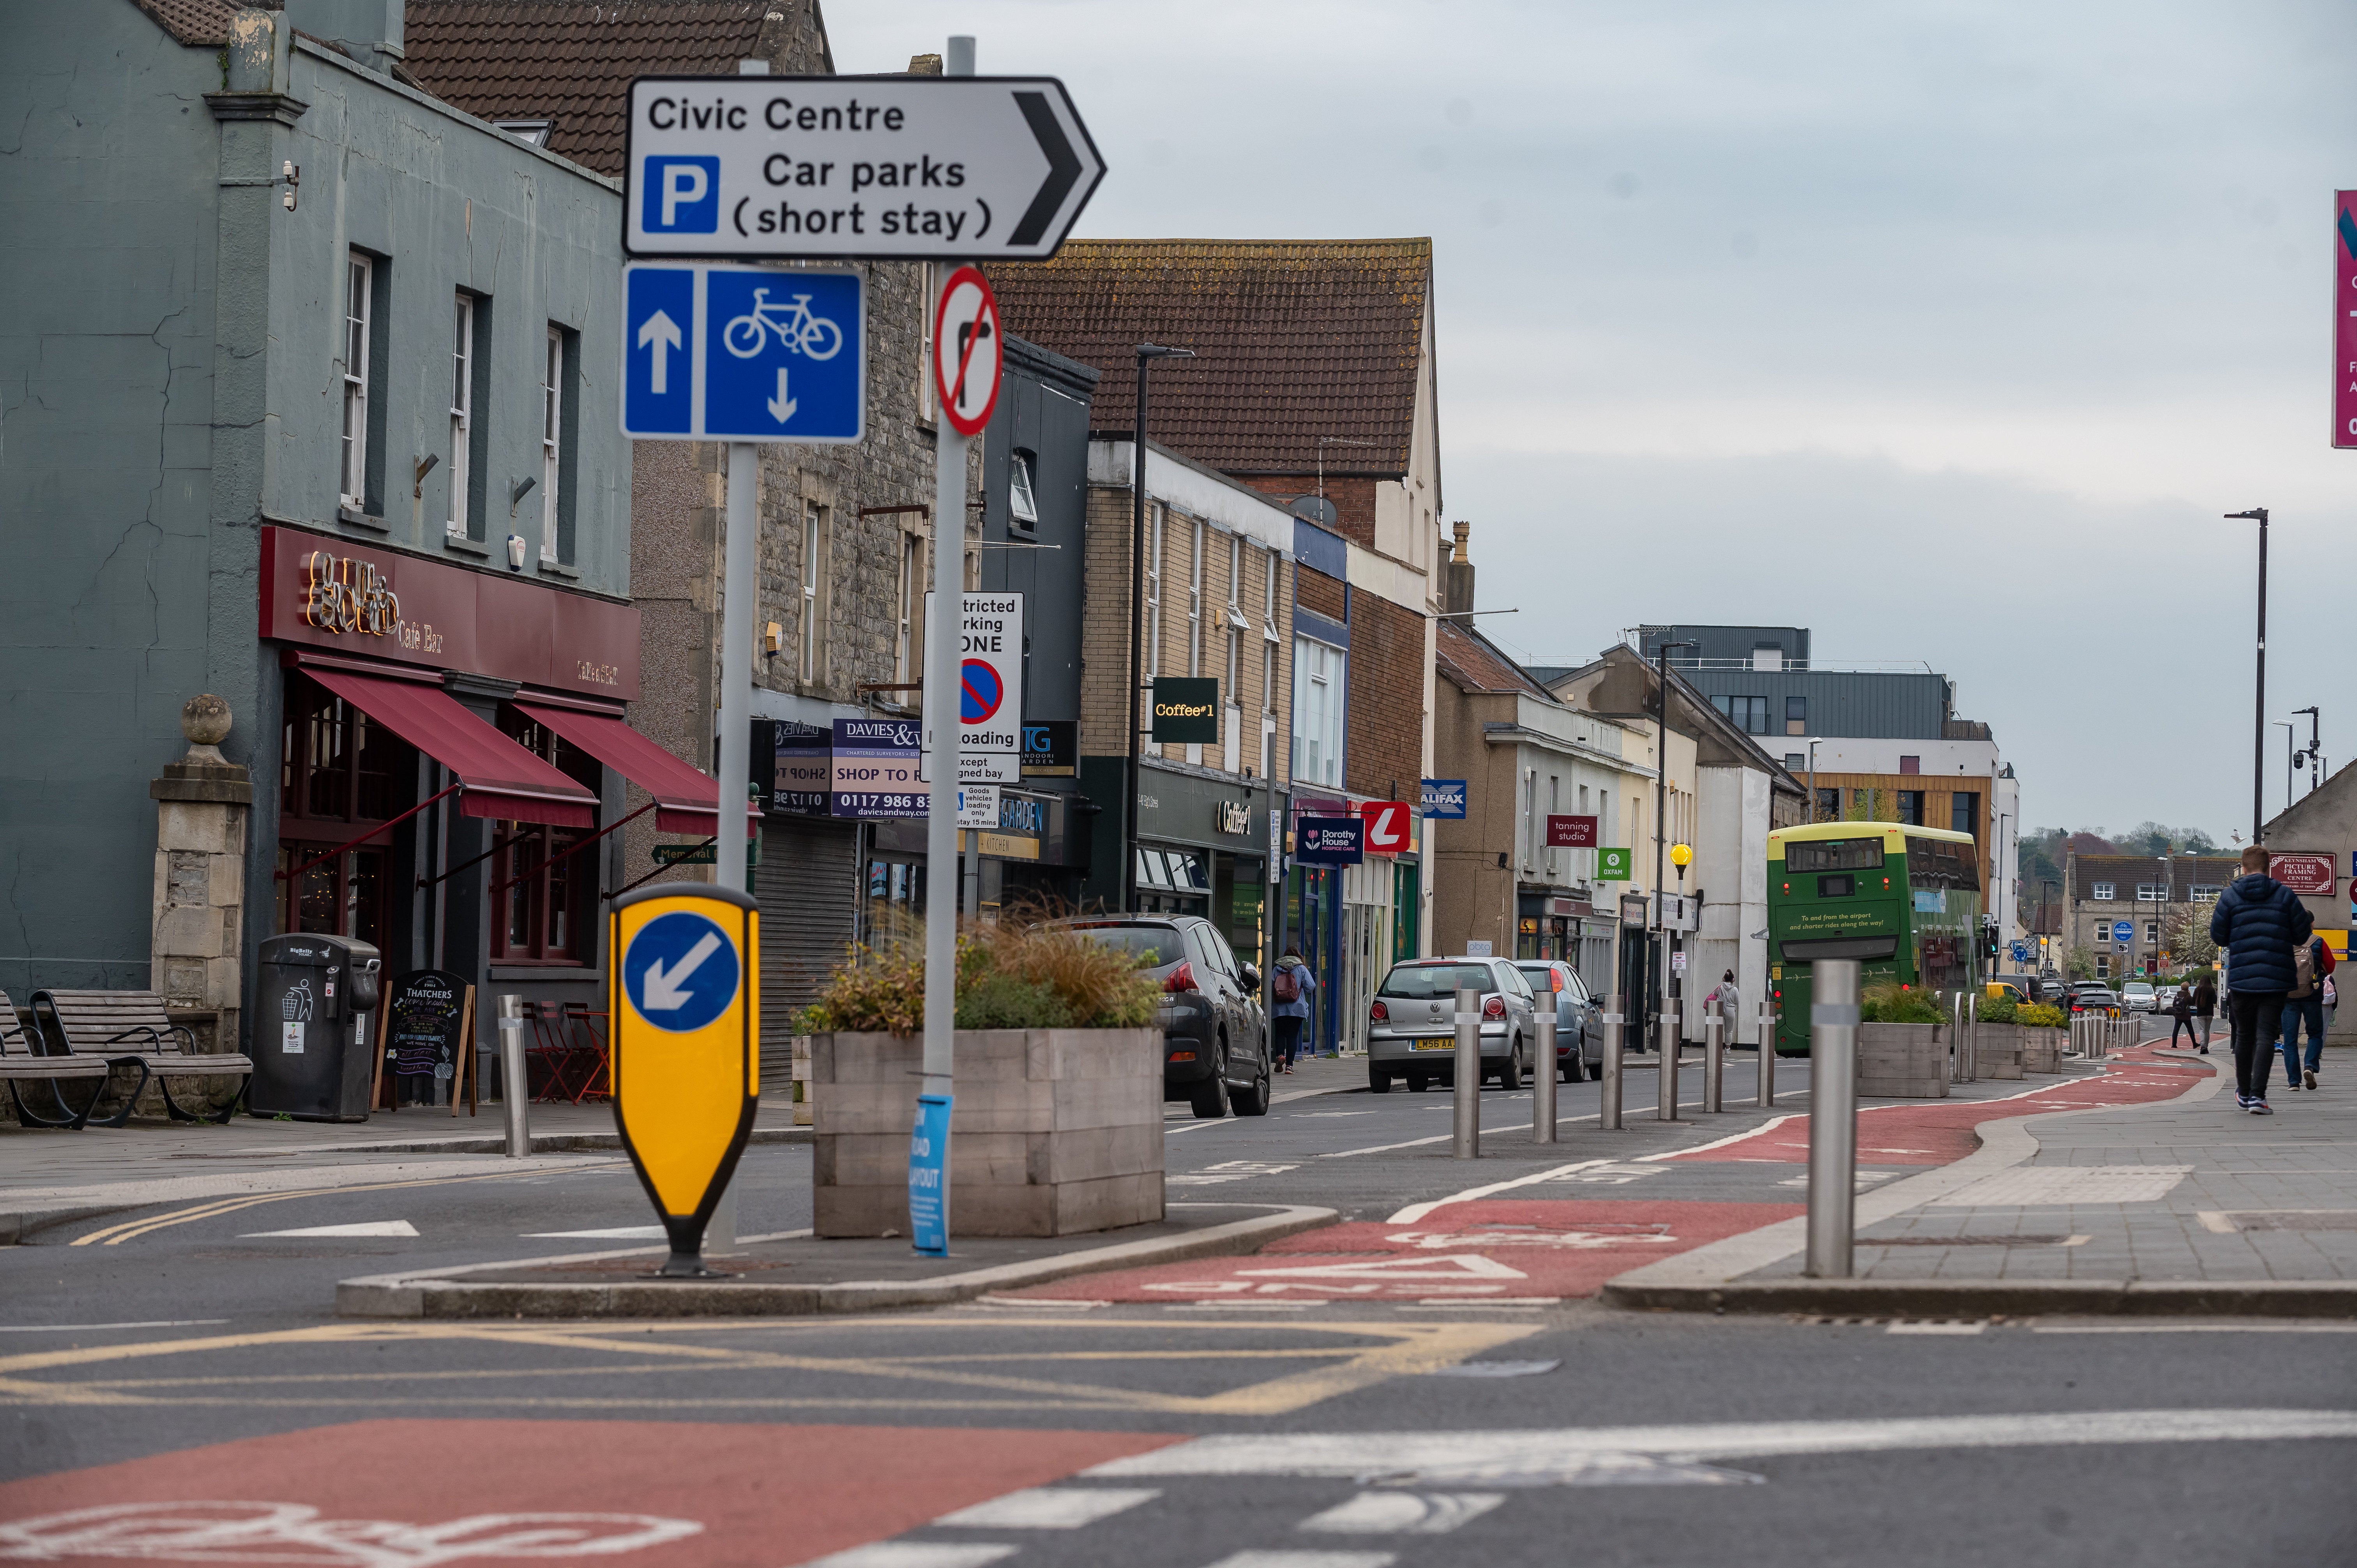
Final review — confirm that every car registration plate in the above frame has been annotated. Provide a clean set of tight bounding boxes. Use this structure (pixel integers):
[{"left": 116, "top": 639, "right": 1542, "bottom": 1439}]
[{"left": 1410, "top": 1038, "right": 1455, "bottom": 1051}]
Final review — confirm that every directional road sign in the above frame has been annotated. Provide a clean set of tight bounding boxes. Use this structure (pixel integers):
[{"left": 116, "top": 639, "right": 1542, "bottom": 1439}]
[
  {"left": 624, "top": 76, "right": 1105, "bottom": 261},
  {"left": 610, "top": 885, "right": 758, "bottom": 1276},
  {"left": 622, "top": 262, "right": 863, "bottom": 442}
]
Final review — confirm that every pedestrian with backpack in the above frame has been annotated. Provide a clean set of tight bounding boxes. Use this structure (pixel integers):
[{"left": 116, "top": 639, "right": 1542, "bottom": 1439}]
[
  {"left": 2193, "top": 971, "right": 2217, "bottom": 1052},
  {"left": 1270, "top": 947, "right": 1315, "bottom": 1074},
  {"left": 2209, "top": 844, "right": 2313, "bottom": 1114},
  {"left": 2168, "top": 980, "right": 2198, "bottom": 1049},
  {"left": 2280, "top": 934, "right": 2334, "bottom": 1092}
]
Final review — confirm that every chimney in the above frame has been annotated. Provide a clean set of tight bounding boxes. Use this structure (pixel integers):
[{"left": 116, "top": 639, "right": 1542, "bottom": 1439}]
[
  {"left": 283, "top": 0, "right": 404, "bottom": 76},
  {"left": 1444, "top": 521, "right": 1476, "bottom": 617}
]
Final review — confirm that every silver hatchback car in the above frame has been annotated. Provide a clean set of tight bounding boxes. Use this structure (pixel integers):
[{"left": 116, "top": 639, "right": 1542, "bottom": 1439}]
[{"left": 1366, "top": 957, "right": 1540, "bottom": 1094}]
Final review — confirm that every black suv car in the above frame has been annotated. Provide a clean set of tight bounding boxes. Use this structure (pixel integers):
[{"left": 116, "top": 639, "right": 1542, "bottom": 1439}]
[{"left": 1056, "top": 916, "right": 1270, "bottom": 1118}]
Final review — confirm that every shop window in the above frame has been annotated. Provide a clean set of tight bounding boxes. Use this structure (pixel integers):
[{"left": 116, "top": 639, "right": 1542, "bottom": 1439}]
[
  {"left": 276, "top": 672, "right": 405, "bottom": 945},
  {"left": 1008, "top": 450, "right": 1039, "bottom": 531},
  {"left": 490, "top": 712, "right": 603, "bottom": 964}
]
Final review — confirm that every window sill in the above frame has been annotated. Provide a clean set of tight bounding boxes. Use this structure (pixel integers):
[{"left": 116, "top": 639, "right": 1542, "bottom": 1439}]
[
  {"left": 338, "top": 505, "right": 389, "bottom": 533},
  {"left": 488, "top": 964, "right": 602, "bottom": 982},
  {"left": 442, "top": 533, "right": 491, "bottom": 558},
  {"left": 538, "top": 559, "right": 580, "bottom": 580}
]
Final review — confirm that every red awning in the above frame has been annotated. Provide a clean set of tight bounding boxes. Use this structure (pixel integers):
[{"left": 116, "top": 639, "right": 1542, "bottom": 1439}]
[
  {"left": 514, "top": 701, "right": 744, "bottom": 836},
  {"left": 304, "top": 667, "right": 598, "bottom": 828}
]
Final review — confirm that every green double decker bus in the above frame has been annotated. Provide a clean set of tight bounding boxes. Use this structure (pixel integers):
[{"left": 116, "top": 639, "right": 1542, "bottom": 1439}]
[{"left": 1767, "top": 821, "right": 1981, "bottom": 1054}]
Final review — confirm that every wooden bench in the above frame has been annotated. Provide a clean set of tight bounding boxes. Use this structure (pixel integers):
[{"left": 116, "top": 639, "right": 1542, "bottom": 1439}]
[
  {"left": 29, "top": 989, "right": 251, "bottom": 1124},
  {"left": 0, "top": 988, "right": 146, "bottom": 1130}
]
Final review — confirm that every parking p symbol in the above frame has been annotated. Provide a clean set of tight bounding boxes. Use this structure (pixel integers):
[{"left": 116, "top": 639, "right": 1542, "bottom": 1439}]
[{"left": 645, "top": 157, "right": 719, "bottom": 233}]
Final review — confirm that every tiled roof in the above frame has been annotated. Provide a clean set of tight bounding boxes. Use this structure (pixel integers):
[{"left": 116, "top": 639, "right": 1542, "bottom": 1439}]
[
  {"left": 403, "top": 1, "right": 794, "bottom": 177},
  {"left": 130, "top": 0, "right": 239, "bottom": 46},
  {"left": 1436, "top": 618, "right": 1550, "bottom": 699},
  {"left": 985, "top": 239, "right": 1431, "bottom": 478}
]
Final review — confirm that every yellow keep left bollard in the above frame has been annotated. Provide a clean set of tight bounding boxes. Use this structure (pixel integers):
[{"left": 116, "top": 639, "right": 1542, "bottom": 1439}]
[{"left": 610, "top": 884, "right": 759, "bottom": 1278}]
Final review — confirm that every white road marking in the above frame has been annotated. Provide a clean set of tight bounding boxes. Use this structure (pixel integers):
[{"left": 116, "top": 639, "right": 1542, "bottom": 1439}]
[
  {"left": 1319, "top": 1134, "right": 1455, "bottom": 1158},
  {"left": 1886, "top": 1321, "right": 1988, "bottom": 1335},
  {"left": 1387, "top": 1160, "right": 1614, "bottom": 1223},
  {"left": 1084, "top": 1410, "right": 2357, "bottom": 1485},
  {"left": 1299, "top": 1492, "right": 1502, "bottom": 1535},
  {"left": 240, "top": 1220, "right": 417, "bottom": 1238},
  {"left": 1426, "top": 1359, "right": 1561, "bottom": 1377},
  {"left": 931, "top": 1488, "right": 1160, "bottom": 1530},
  {"left": 0, "top": 1320, "right": 230, "bottom": 1334},
  {"left": 1198, "top": 1554, "right": 1397, "bottom": 1568},
  {"left": 805, "top": 1546, "right": 1017, "bottom": 1568},
  {"left": 1930, "top": 1165, "right": 2193, "bottom": 1208},
  {"left": 2033, "top": 1324, "right": 2357, "bottom": 1334},
  {"left": 523, "top": 1226, "right": 669, "bottom": 1239}
]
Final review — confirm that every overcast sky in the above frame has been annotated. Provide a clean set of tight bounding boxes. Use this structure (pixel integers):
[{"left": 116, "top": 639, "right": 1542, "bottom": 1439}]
[{"left": 834, "top": 1, "right": 2357, "bottom": 839}]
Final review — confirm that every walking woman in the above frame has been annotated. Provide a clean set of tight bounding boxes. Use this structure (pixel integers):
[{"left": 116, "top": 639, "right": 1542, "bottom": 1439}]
[
  {"left": 1270, "top": 947, "right": 1316, "bottom": 1074},
  {"left": 2193, "top": 970, "right": 2217, "bottom": 1054},
  {"left": 2168, "top": 980, "right": 2198, "bottom": 1049}
]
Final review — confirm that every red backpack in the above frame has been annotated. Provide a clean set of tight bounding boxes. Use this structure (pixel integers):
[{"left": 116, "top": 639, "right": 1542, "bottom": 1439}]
[{"left": 1272, "top": 966, "right": 1301, "bottom": 1003}]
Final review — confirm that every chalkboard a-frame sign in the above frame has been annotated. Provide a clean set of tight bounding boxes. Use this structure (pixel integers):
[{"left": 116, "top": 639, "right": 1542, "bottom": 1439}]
[{"left": 375, "top": 969, "right": 477, "bottom": 1115}]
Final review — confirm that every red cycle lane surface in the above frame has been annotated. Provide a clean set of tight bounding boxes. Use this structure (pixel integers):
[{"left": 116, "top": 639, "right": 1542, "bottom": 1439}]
[
  {"left": 0, "top": 1419, "right": 1183, "bottom": 1566},
  {"left": 1663, "top": 1047, "right": 2208, "bottom": 1169},
  {"left": 1008, "top": 1199, "right": 1804, "bottom": 1303}
]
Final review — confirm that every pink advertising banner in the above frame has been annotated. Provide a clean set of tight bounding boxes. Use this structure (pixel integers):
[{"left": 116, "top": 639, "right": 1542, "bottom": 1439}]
[{"left": 2336, "top": 191, "right": 2357, "bottom": 448}]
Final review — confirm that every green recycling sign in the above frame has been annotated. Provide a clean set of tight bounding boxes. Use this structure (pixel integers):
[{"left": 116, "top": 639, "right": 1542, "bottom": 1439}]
[{"left": 1594, "top": 846, "right": 1633, "bottom": 881}]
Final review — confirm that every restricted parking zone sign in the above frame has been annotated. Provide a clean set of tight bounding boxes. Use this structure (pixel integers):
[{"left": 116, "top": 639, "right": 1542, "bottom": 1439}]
[{"left": 610, "top": 884, "right": 759, "bottom": 1277}]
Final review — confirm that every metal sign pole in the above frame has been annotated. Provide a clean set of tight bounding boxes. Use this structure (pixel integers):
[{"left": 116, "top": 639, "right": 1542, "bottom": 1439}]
[
  {"left": 1532, "top": 1009, "right": 1558, "bottom": 1143},
  {"left": 1805, "top": 957, "right": 1861, "bottom": 1278},
  {"left": 1600, "top": 996, "right": 1624, "bottom": 1130},
  {"left": 715, "top": 442, "right": 756, "bottom": 897},
  {"left": 1452, "top": 984, "right": 1481, "bottom": 1158},
  {"left": 1703, "top": 1003, "right": 1723, "bottom": 1113}
]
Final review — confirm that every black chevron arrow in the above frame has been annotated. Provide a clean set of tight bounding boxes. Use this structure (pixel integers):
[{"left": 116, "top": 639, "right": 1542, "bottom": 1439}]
[{"left": 1009, "top": 91, "right": 1081, "bottom": 247}]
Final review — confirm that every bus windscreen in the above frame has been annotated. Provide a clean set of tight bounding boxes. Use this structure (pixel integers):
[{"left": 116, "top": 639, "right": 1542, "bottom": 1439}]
[{"left": 1785, "top": 838, "right": 1885, "bottom": 873}]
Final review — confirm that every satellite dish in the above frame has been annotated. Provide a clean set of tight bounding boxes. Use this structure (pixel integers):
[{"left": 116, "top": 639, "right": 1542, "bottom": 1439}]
[{"left": 1289, "top": 495, "right": 1339, "bottom": 527}]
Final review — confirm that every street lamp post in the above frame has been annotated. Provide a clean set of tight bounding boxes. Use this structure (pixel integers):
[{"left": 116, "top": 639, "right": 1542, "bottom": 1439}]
[
  {"left": 1806, "top": 738, "right": 1821, "bottom": 824},
  {"left": 2294, "top": 705, "right": 2321, "bottom": 797},
  {"left": 1652, "top": 638, "right": 1696, "bottom": 1056},
  {"left": 2226, "top": 508, "right": 2269, "bottom": 844},
  {"left": 1123, "top": 343, "right": 1196, "bottom": 913}
]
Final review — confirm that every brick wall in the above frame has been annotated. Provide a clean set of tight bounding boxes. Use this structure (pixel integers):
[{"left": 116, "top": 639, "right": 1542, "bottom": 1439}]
[
  {"left": 1346, "top": 590, "right": 1425, "bottom": 803},
  {"left": 1296, "top": 565, "right": 1345, "bottom": 622},
  {"left": 1237, "top": 474, "right": 1382, "bottom": 548}
]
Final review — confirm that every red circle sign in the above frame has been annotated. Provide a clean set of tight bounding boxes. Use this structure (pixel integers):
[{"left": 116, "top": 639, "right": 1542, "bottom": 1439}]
[{"left": 932, "top": 265, "right": 1004, "bottom": 437}]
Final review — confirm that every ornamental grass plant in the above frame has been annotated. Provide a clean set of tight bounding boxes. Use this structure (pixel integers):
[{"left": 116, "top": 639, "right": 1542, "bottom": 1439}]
[
  {"left": 797, "top": 915, "right": 1157, "bottom": 1034},
  {"left": 1858, "top": 982, "right": 1945, "bottom": 1024}
]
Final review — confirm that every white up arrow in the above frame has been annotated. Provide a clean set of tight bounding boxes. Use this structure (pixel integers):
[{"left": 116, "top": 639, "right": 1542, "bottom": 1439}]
[
  {"left": 767, "top": 367, "right": 797, "bottom": 424},
  {"left": 640, "top": 931, "right": 721, "bottom": 1011},
  {"left": 636, "top": 309, "right": 681, "bottom": 394}
]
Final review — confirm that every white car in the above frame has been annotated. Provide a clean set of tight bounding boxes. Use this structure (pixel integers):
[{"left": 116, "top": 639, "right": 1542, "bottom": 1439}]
[{"left": 2120, "top": 981, "right": 2157, "bottom": 1013}]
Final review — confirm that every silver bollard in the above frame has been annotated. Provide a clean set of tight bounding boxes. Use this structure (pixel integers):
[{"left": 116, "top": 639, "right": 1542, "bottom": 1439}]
[
  {"left": 1533, "top": 1010, "right": 1558, "bottom": 1143},
  {"left": 497, "top": 994, "right": 528, "bottom": 1158},
  {"left": 1963, "top": 992, "right": 1978, "bottom": 1081},
  {"left": 1758, "top": 999, "right": 1778, "bottom": 1108},
  {"left": 1600, "top": 996, "right": 1625, "bottom": 1131},
  {"left": 1657, "top": 1006, "right": 1681, "bottom": 1123},
  {"left": 1703, "top": 1005, "right": 1724, "bottom": 1113},
  {"left": 1805, "top": 958, "right": 1861, "bottom": 1278},
  {"left": 1452, "top": 985, "right": 1482, "bottom": 1159}
]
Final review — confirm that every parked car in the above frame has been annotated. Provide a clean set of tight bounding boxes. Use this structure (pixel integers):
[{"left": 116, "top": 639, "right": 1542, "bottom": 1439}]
[
  {"left": 1056, "top": 916, "right": 1269, "bottom": 1118},
  {"left": 1513, "top": 959, "right": 1603, "bottom": 1081},
  {"left": 2120, "top": 981, "right": 2157, "bottom": 1013},
  {"left": 1986, "top": 978, "right": 2031, "bottom": 1005},
  {"left": 2032, "top": 975, "right": 2071, "bottom": 1005},
  {"left": 2067, "top": 984, "right": 2123, "bottom": 1019},
  {"left": 1365, "top": 957, "right": 1539, "bottom": 1093},
  {"left": 2154, "top": 984, "right": 2182, "bottom": 1012}
]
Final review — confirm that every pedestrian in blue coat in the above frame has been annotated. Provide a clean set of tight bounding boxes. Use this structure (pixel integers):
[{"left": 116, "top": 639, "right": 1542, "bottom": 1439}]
[{"left": 2209, "top": 844, "right": 2314, "bottom": 1113}]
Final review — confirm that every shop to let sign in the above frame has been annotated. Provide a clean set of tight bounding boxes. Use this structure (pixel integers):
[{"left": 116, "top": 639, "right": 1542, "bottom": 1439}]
[{"left": 832, "top": 717, "right": 925, "bottom": 818}]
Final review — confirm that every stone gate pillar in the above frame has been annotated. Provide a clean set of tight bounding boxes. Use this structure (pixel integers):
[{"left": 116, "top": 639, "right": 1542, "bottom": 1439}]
[{"left": 151, "top": 694, "right": 254, "bottom": 1053}]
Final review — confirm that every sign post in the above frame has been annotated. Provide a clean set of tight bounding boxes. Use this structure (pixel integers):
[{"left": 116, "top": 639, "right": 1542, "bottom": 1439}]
[{"left": 610, "top": 884, "right": 758, "bottom": 1278}]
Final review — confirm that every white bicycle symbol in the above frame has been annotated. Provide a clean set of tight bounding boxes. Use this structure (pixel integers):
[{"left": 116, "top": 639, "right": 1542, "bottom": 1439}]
[{"left": 722, "top": 289, "right": 843, "bottom": 361}]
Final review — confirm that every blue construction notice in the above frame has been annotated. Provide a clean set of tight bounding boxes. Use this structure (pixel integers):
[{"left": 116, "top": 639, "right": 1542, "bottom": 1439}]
[{"left": 908, "top": 1093, "right": 952, "bottom": 1255}]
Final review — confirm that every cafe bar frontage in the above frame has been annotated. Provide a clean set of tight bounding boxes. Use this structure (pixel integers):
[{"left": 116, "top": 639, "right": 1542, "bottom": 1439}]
[{"left": 258, "top": 526, "right": 728, "bottom": 1105}]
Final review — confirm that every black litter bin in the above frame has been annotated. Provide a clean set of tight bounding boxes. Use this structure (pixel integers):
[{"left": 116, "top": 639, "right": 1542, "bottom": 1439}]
[{"left": 251, "top": 934, "right": 382, "bottom": 1120}]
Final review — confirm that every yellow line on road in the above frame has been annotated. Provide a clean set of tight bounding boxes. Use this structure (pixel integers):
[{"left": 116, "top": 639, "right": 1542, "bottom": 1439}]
[{"left": 69, "top": 1164, "right": 622, "bottom": 1245}]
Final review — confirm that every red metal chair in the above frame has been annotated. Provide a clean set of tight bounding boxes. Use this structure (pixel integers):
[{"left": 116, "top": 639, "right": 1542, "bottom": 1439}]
[
  {"left": 525, "top": 1000, "right": 584, "bottom": 1102},
  {"left": 564, "top": 1003, "right": 610, "bottom": 1103}
]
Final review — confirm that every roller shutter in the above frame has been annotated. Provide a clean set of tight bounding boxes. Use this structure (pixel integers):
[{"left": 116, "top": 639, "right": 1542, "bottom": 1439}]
[{"left": 755, "top": 814, "right": 859, "bottom": 1088}]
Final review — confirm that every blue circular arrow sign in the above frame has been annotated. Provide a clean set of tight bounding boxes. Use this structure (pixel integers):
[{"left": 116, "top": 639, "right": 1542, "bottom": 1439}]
[{"left": 623, "top": 910, "right": 740, "bottom": 1033}]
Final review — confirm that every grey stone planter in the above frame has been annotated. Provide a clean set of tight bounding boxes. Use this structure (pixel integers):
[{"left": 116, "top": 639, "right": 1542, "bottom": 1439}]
[
  {"left": 1857, "top": 1021, "right": 1949, "bottom": 1098},
  {"left": 1976, "top": 1024, "right": 2025, "bottom": 1080},
  {"left": 808, "top": 1027, "right": 1163, "bottom": 1238},
  {"left": 2023, "top": 1028, "right": 2065, "bottom": 1074}
]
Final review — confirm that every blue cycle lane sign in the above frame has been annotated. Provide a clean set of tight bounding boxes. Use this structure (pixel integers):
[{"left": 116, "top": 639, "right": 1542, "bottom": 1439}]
[{"left": 622, "top": 261, "right": 863, "bottom": 443}]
